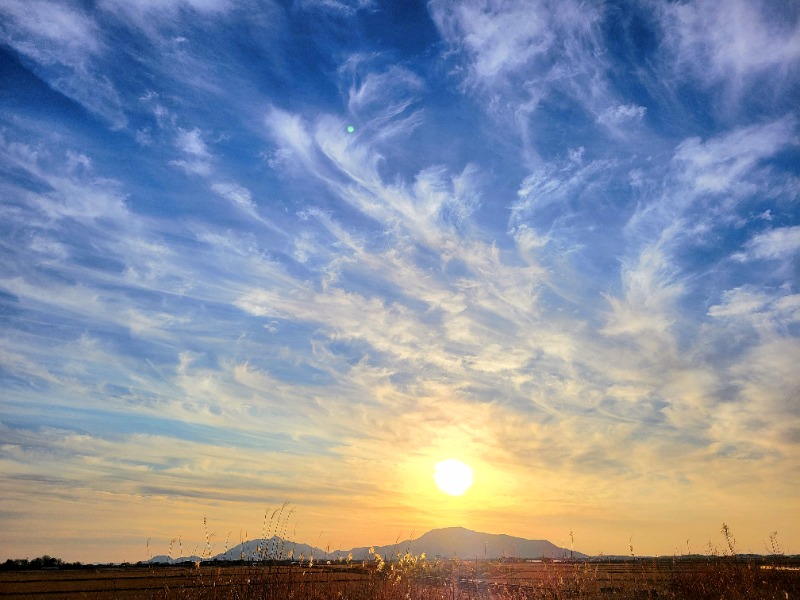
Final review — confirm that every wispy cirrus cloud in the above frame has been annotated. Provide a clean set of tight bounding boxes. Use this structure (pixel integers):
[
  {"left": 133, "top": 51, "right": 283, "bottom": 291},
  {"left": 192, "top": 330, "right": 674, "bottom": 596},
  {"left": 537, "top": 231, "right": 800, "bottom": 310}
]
[
  {"left": 672, "top": 116, "right": 797, "bottom": 194},
  {"left": 435, "top": 0, "right": 553, "bottom": 83},
  {"left": 428, "top": 0, "right": 635, "bottom": 151},
  {"left": 0, "top": 0, "right": 102, "bottom": 60},
  {"left": 657, "top": 0, "right": 800, "bottom": 92},
  {"left": 211, "top": 182, "right": 256, "bottom": 213},
  {"left": 295, "top": 0, "right": 375, "bottom": 15},
  {"left": 0, "top": 0, "right": 127, "bottom": 128},
  {"left": 735, "top": 226, "right": 800, "bottom": 261},
  {"left": 99, "top": 0, "right": 234, "bottom": 23},
  {"left": 597, "top": 103, "right": 647, "bottom": 128},
  {"left": 170, "top": 127, "right": 214, "bottom": 176}
]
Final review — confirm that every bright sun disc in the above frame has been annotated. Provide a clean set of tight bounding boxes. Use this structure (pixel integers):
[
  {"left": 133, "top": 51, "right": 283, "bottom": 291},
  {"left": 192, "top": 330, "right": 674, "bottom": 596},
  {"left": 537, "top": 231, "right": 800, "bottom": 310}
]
[{"left": 433, "top": 459, "right": 474, "bottom": 496}]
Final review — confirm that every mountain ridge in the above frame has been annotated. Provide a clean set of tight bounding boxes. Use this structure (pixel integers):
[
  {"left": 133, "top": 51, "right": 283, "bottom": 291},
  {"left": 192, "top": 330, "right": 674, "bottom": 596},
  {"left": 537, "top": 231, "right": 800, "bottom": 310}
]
[
  {"left": 150, "top": 526, "right": 587, "bottom": 563},
  {"left": 353, "top": 527, "right": 587, "bottom": 561}
]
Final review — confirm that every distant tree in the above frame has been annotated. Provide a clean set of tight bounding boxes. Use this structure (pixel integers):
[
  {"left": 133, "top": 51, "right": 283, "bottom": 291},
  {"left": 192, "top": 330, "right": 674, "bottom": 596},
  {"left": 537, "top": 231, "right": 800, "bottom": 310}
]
[
  {"left": 2, "top": 559, "right": 28, "bottom": 571},
  {"left": 30, "top": 556, "right": 64, "bottom": 569},
  {"left": 2, "top": 556, "right": 72, "bottom": 571}
]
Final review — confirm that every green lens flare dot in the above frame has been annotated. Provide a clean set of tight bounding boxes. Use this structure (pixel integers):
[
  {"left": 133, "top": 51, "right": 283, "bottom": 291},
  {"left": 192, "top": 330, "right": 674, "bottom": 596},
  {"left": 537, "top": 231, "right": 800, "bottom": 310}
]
[{"left": 347, "top": 126, "right": 355, "bottom": 133}]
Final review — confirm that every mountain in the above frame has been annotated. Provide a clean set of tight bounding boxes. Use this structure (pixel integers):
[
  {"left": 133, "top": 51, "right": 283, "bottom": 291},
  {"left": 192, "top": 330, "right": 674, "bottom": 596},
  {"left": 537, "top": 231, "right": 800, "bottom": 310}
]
[
  {"left": 151, "top": 527, "right": 585, "bottom": 564},
  {"left": 216, "top": 536, "right": 324, "bottom": 562},
  {"left": 147, "top": 536, "right": 327, "bottom": 564},
  {"left": 346, "top": 527, "right": 586, "bottom": 560},
  {"left": 149, "top": 554, "right": 204, "bottom": 564}
]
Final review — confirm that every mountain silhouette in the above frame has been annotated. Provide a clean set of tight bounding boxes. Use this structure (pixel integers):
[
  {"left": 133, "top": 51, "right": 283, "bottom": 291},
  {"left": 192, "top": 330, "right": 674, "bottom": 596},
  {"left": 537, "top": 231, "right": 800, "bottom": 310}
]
[
  {"left": 217, "top": 536, "right": 322, "bottom": 562},
  {"left": 151, "top": 526, "right": 585, "bottom": 563},
  {"left": 346, "top": 527, "right": 585, "bottom": 560}
]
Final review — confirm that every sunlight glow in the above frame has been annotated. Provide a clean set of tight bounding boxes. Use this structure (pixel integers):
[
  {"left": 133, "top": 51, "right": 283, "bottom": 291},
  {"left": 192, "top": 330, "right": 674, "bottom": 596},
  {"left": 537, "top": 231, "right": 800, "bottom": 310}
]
[{"left": 433, "top": 459, "right": 474, "bottom": 496}]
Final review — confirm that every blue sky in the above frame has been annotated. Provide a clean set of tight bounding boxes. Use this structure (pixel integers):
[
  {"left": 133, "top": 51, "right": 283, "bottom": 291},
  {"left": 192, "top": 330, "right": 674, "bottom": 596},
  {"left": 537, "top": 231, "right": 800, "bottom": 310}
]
[{"left": 1, "top": 0, "right": 799, "bottom": 562}]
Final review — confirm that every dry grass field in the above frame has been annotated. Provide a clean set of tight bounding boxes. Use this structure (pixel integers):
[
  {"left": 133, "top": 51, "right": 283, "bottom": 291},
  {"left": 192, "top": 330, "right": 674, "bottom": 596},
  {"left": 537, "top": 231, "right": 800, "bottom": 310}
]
[{"left": 1, "top": 557, "right": 798, "bottom": 599}]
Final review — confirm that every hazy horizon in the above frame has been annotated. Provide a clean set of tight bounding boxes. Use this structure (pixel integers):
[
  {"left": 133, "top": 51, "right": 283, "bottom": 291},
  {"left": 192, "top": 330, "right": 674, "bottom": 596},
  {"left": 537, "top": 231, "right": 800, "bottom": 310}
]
[
  {"left": 1, "top": 0, "right": 799, "bottom": 564},
  {"left": 2, "top": 522, "right": 774, "bottom": 564}
]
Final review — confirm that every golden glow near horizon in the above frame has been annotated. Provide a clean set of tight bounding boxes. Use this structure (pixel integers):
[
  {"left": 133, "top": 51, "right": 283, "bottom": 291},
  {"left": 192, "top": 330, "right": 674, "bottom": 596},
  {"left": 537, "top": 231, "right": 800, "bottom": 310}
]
[{"left": 433, "top": 459, "right": 474, "bottom": 496}]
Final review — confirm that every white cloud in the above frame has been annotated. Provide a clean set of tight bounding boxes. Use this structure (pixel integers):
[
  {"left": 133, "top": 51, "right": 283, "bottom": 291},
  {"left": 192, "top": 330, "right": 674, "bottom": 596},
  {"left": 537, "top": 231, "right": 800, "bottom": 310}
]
[
  {"left": 211, "top": 182, "right": 255, "bottom": 212},
  {"left": 708, "top": 286, "right": 800, "bottom": 340},
  {"left": 65, "top": 150, "right": 93, "bottom": 173},
  {"left": 265, "top": 107, "right": 317, "bottom": 171},
  {"left": 597, "top": 103, "right": 646, "bottom": 127},
  {"left": 735, "top": 226, "right": 800, "bottom": 261},
  {"left": 658, "top": 0, "right": 800, "bottom": 91},
  {"left": 673, "top": 116, "right": 797, "bottom": 193},
  {"left": 704, "top": 300, "right": 800, "bottom": 455},
  {"left": 0, "top": 134, "right": 130, "bottom": 223},
  {"left": 296, "top": 0, "right": 374, "bottom": 14},
  {"left": 175, "top": 127, "right": 210, "bottom": 157},
  {"left": 167, "top": 159, "right": 212, "bottom": 176},
  {"left": 429, "top": 0, "right": 555, "bottom": 83},
  {"left": 236, "top": 284, "right": 453, "bottom": 370},
  {"left": 708, "top": 287, "right": 770, "bottom": 320},
  {"left": 0, "top": 0, "right": 127, "bottom": 128},
  {"left": 169, "top": 127, "right": 213, "bottom": 176},
  {"left": 602, "top": 243, "right": 684, "bottom": 341},
  {"left": 427, "top": 0, "right": 614, "bottom": 147},
  {"left": 512, "top": 156, "right": 615, "bottom": 226},
  {"left": 266, "top": 103, "right": 478, "bottom": 258},
  {"left": 346, "top": 65, "right": 424, "bottom": 129},
  {"left": 0, "top": 0, "right": 102, "bottom": 62},
  {"left": 624, "top": 117, "right": 798, "bottom": 256},
  {"left": 568, "top": 146, "right": 585, "bottom": 164},
  {"left": 100, "top": 0, "right": 232, "bottom": 19}
]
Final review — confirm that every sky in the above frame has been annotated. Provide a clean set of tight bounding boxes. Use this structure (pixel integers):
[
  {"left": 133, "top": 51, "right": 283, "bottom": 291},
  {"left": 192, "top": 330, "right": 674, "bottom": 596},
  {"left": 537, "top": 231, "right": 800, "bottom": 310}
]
[{"left": 0, "top": 0, "right": 799, "bottom": 563}]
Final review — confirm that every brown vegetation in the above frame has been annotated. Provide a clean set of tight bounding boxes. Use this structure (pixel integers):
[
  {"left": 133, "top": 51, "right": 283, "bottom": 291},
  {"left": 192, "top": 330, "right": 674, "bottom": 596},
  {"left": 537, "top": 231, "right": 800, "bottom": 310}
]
[{"left": 1, "top": 555, "right": 799, "bottom": 599}]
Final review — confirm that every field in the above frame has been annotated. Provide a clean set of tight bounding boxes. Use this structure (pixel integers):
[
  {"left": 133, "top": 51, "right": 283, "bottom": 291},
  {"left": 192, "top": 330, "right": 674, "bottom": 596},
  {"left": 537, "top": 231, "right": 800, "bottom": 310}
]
[{"left": 1, "top": 557, "right": 799, "bottom": 599}]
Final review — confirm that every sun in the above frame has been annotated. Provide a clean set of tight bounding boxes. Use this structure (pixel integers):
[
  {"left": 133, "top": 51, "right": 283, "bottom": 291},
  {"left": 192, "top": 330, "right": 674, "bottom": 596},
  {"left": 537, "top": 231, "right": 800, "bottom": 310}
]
[{"left": 433, "top": 459, "right": 474, "bottom": 496}]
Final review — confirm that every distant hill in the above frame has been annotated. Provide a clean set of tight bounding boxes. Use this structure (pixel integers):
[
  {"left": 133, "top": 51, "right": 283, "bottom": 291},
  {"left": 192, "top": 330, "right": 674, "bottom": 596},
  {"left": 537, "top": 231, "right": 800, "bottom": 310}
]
[
  {"left": 150, "top": 536, "right": 325, "bottom": 564},
  {"left": 150, "top": 527, "right": 585, "bottom": 563},
  {"left": 346, "top": 527, "right": 586, "bottom": 560},
  {"left": 216, "top": 536, "right": 323, "bottom": 562}
]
